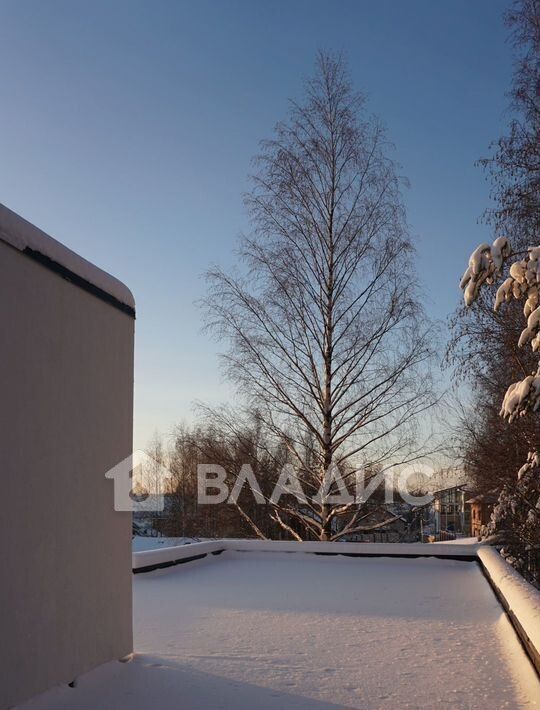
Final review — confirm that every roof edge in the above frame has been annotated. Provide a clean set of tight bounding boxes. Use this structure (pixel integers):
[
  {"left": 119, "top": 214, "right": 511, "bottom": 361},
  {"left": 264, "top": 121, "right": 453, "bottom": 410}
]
[{"left": 0, "top": 204, "right": 135, "bottom": 316}]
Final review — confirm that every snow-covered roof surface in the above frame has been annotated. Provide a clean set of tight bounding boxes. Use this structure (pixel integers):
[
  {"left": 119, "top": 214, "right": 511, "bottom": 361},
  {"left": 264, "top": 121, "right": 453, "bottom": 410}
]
[
  {"left": 22, "top": 550, "right": 539, "bottom": 709},
  {"left": 0, "top": 204, "right": 135, "bottom": 312}
]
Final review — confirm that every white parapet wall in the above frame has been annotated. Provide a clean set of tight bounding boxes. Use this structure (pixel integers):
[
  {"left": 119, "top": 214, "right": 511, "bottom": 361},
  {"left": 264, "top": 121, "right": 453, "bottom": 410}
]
[
  {"left": 0, "top": 205, "right": 135, "bottom": 710},
  {"left": 221, "top": 538, "right": 480, "bottom": 557},
  {"left": 132, "top": 538, "right": 479, "bottom": 572}
]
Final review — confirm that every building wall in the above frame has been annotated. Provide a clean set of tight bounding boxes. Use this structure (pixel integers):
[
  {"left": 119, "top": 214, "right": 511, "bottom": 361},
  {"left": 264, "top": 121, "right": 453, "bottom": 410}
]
[
  {"left": 470, "top": 499, "right": 496, "bottom": 538},
  {"left": 433, "top": 488, "right": 467, "bottom": 534},
  {"left": 0, "top": 240, "right": 134, "bottom": 709},
  {"left": 471, "top": 503, "right": 482, "bottom": 538}
]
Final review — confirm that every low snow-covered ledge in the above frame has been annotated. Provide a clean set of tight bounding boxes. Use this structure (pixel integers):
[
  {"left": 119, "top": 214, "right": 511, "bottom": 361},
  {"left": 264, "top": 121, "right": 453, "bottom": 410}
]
[
  {"left": 132, "top": 538, "right": 479, "bottom": 573},
  {"left": 132, "top": 540, "right": 226, "bottom": 572},
  {"left": 222, "top": 538, "right": 480, "bottom": 558},
  {"left": 477, "top": 545, "right": 540, "bottom": 674}
]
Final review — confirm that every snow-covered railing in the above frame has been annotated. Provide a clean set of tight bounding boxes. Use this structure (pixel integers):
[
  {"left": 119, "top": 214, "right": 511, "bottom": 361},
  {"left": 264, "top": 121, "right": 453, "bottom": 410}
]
[{"left": 477, "top": 546, "right": 540, "bottom": 675}]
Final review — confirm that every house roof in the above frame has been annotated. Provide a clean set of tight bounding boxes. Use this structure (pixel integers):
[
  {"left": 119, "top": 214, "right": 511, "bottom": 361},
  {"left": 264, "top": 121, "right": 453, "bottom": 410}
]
[
  {"left": 431, "top": 484, "right": 468, "bottom": 497},
  {"left": 467, "top": 491, "right": 500, "bottom": 504}
]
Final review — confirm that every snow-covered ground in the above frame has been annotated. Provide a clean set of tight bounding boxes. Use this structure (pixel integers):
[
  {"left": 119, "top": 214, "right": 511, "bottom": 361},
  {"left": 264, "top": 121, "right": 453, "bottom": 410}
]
[{"left": 22, "top": 552, "right": 538, "bottom": 709}]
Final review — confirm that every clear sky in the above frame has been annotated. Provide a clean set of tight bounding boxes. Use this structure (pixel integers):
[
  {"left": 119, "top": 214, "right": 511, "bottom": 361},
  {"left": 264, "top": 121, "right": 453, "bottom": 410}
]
[{"left": 0, "top": 0, "right": 513, "bottom": 449}]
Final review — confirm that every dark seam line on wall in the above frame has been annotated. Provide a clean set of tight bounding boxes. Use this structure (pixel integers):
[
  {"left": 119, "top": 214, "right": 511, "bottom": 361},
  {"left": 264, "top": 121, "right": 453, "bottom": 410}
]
[
  {"left": 23, "top": 247, "right": 136, "bottom": 318},
  {"left": 133, "top": 550, "right": 228, "bottom": 574},
  {"left": 312, "top": 551, "right": 477, "bottom": 561}
]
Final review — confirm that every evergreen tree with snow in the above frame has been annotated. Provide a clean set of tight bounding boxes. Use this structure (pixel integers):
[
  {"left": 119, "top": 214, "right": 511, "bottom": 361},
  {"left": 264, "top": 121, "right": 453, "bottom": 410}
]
[{"left": 456, "top": 0, "right": 539, "bottom": 585}]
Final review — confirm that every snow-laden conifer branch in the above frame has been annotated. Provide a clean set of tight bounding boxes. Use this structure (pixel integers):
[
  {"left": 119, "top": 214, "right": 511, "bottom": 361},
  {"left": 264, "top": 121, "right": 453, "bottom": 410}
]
[
  {"left": 460, "top": 236, "right": 540, "bottom": 575},
  {"left": 461, "top": 238, "right": 540, "bottom": 422}
]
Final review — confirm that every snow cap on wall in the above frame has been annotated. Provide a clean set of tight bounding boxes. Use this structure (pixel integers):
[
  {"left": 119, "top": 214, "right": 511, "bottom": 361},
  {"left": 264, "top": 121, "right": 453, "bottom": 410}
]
[{"left": 0, "top": 203, "right": 135, "bottom": 313}]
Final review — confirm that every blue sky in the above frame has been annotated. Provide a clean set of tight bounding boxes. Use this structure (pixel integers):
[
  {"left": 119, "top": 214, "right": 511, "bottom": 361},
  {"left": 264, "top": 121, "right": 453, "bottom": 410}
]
[{"left": 0, "top": 0, "right": 513, "bottom": 448}]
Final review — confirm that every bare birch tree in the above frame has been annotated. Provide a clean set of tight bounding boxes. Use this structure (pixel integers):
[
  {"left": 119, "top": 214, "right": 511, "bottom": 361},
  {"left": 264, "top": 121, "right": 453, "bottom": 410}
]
[{"left": 203, "top": 52, "right": 435, "bottom": 540}]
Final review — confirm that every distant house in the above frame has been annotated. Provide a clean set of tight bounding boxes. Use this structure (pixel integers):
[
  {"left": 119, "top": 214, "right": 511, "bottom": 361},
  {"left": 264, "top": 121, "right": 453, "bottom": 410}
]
[
  {"left": 432, "top": 485, "right": 470, "bottom": 536},
  {"left": 467, "top": 491, "right": 499, "bottom": 539},
  {"left": 339, "top": 503, "right": 424, "bottom": 543}
]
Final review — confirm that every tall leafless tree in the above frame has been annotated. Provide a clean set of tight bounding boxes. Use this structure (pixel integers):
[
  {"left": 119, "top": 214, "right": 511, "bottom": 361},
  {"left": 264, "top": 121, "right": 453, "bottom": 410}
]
[{"left": 203, "top": 53, "right": 435, "bottom": 540}]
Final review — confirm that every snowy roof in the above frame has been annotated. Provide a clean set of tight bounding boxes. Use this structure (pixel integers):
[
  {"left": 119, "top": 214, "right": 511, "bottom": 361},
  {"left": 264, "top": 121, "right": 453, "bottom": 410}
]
[
  {"left": 467, "top": 491, "right": 500, "bottom": 504},
  {"left": 23, "top": 548, "right": 539, "bottom": 709},
  {"left": 431, "top": 484, "right": 469, "bottom": 496},
  {"left": 0, "top": 204, "right": 135, "bottom": 315}
]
